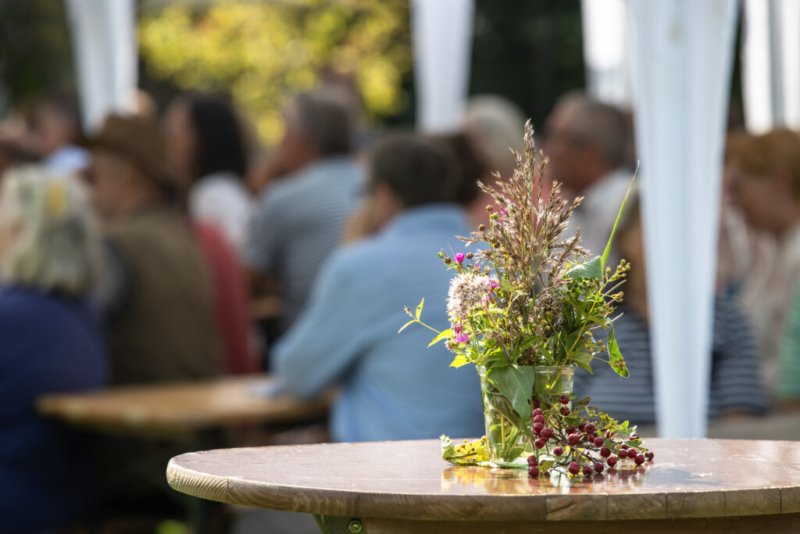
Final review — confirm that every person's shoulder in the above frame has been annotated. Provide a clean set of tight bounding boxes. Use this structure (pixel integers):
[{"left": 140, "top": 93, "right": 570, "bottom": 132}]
[{"left": 0, "top": 288, "right": 61, "bottom": 329}]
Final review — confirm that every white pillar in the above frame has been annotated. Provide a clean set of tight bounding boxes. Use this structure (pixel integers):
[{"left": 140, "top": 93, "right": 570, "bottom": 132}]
[
  {"left": 742, "top": 0, "right": 800, "bottom": 133},
  {"left": 67, "top": 0, "right": 137, "bottom": 132},
  {"left": 411, "top": 0, "right": 475, "bottom": 132},
  {"left": 629, "top": 0, "right": 739, "bottom": 438},
  {"left": 581, "top": 0, "right": 632, "bottom": 106}
]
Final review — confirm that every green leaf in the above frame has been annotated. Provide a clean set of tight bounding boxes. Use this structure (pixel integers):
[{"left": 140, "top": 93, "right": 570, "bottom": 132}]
[
  {"left": 564, "top": 256, "right": 604, "bottom": 280},
  {"left": 415, "top": 297, "right": 425, "bottom": 320},
  {"left": 607, "top": 324, "right": 629, "bottom": 377},
  {"left": 428, "top": 328, "right": 453, "bottom": 347},
  {"left": 398, "top": 319, "right": 416, "bottom": 334},
  {"left": 600, "top": 165, "right": 638, "bottom": 271},
  {"left": 573, "top": 351, "right": 594, "bottom": 374},
  {"left": 449, "top": 354, "right": 470, "bottom": 368},
  {"left": 490, "top": 365, "right": 536, "bottom": 420}
]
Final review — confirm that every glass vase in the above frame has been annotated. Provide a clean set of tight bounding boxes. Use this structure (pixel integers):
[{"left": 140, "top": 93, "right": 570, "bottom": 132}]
[
  {"left": 533, "top": 365, "right": 575, "bottom": 409},
  {"left": 477, "top": 365, "right": 532, "bottom": 468}
]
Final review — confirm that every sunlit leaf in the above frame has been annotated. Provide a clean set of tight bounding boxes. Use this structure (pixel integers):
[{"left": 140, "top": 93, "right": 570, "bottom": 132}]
[
  {"left": 607, "top": 324, "right": 629, "bottom": 377},
  {"left": 415, "top": 297, "right": 425, "bottom": 320},
  {"left": 428, "top": 328, "right": 453, "bottom": 347},
  {"left": 449, "top": 354, "right": 470, "bottom": 368},
  {"left": 397, "top": 320, "right": 415, "bottom": 334},
  {"left": 490, "top": 365, "right": 536, "bottom": 420},
  {"left": 564, "top": 256, "right": 603, "bottom": 280},
  {"left": 600, "top": 166, "right": 638, "bottom": 270}
]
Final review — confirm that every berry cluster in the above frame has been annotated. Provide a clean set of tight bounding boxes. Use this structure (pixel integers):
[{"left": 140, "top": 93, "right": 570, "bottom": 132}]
[{"left": 526, "top": 396, "right": 653, "bottom": 479}]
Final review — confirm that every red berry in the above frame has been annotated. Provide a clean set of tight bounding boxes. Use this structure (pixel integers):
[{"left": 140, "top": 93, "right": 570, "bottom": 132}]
[
  {"left": 582, "top": 466, "right": 593, "bottom": 476},
  {"left": 620, "top": 444, "right": 629, "bottom": 450},
  {"left": 559, "top": 395, "right": 570, "bottom": 405},
  {"left": 560, "top": 406, "right": 570, "bottom": 416},
  {"left": 527, "top": 455, "right": 538, "bottom": 466},
  {"left": 534, "top": 438, "right": 546, "bottom": 449},
  {"left": 528, "top": 466, "right": 539, "bottom": 477},
  {"left": 584, "top": 423, "right": 596, "bottom": 433},
  {"left": 600, "top": 447, "right": 611, "bottom": 458},
  {"left": 541, "top": 427, "right": 554, "bottom": 439},
  {"left": 568, "top": 461, "right": 580, "bottom": 475},
  {"left": 621, "top": 449, "right": 632, "bottom": 459},
  {"left": 532, "top": 408, "right": 543, "bottom": 417},
  {"left": 578, "top": 423, "right": 586, "bottom": 432},
  {"left": 607, "top": 456, "right": 618, "bottom": 467},
  {"left": 533, "top": 415, "right": 545, "bottom": 424},
  {"left": 533, "top": 422, "right": 544, "bottom": 434},
  {"left": 634, "top": 454, "right": 645, "bottom": 465},
  {"left": 553, "top": 447, "right": 564, "bottom": 456},
  {"left": 627, "top": 448, "right": 637, "bottom": 458},
  {"left": 593, "top": 437, "right": 604, "bottom": 447},
  {"left": 566, "top": 426, "right": 577, "bottom": 434},
  {"left": 594, "top": 462, "right": 604, "bottom": 473},
  {"left": 645, "top": 451, "right": 654, "bottom": 461},
  {"left": 568, "top": 433, "right": 580, "bottom": 445},
  {"left": 533, "top": 399, "right": 541, "bottom": 409}
]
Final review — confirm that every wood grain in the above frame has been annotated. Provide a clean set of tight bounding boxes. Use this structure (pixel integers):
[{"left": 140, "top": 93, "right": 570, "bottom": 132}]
[
  {"left": 37, "top": 376, "right": 332, "bottom": 439},
  {"left": 166, "top": 438, "right": 800, "bottom": 526}
]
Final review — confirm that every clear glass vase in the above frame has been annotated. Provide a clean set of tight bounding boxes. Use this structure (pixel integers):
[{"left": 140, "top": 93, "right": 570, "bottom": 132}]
[
  {"left": 477, "top": 365, "right": 532, "bottom": 467},
  {"left": 533, "top": 365, "right": 575, "bottom": 409}
]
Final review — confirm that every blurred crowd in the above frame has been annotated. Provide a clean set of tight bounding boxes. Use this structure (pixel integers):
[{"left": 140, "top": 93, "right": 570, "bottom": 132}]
[{"left": 1, "top": 84, "right": 799, "bottom": 531}]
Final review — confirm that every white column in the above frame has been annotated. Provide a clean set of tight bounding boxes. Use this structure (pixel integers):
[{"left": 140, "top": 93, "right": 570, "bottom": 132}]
[
  {"left": 629, "top": 0, "right": 739, "bottom": 438},
  {"left": 581, "top": 0, "right": 632, "bottom": 106},
  {"left": 411, "top": 0, "right": 475, "bottom": 132},
  {"left": 66, "top": 0, "right": 137, "bottom": 132},
  {"left": 742, "top": 0, "right": 800, "bottom": 133}
]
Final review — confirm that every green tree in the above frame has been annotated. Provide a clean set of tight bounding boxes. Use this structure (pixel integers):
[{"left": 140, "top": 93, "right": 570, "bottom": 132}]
[{"left": 139, "top": 0, "right": 411, "bottom": 143}]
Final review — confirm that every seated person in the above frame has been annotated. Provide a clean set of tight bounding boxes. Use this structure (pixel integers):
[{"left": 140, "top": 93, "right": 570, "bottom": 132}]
[
  {"left": 273, "top": 133, "right": 484, "bottom": 441},
  {"left": 726, "top": 129, "right": 800, "bottom": 397},
  {"left": 0, "top": 166, "right": 108, "bottom": 532},
  {"left": 86, "top": 114, "right": 223, "bottom": 384},
  {"left": 573, "top": 198, "right": 768, "bottom": 424},
  {"left": 246, "top": 91, "right": 362, "bottom": 334}
]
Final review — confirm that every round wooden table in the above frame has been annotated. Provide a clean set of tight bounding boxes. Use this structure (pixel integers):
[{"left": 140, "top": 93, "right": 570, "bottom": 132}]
[{"left": 167, "top": 438, "right": 800, "bottom": 533}]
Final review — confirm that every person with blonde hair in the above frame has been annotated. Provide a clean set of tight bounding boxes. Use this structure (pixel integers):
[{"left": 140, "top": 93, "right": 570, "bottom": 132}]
[{"left": 0, "top": 166, "right": 108, "bottom": 532}]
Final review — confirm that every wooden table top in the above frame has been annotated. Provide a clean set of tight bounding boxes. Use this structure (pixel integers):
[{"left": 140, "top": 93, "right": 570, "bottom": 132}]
[
  {"left": 38, "top": 376, "right": 331, "bottom": 439},
  {"left": 167, "top": 438, "right": 800, "bottom": 523}
]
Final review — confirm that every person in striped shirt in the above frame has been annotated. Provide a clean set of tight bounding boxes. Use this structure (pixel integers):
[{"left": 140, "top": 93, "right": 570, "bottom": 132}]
[{"left": 573, "top": 198, "right": 768, "bottom": 424}]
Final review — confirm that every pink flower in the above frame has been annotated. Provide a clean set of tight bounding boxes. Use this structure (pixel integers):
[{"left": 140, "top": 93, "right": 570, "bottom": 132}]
[
  {"left": 488, "top": 278, "right": 499, "bottom": 290},
  {"left": 454, "top": 252, "right": 466, "bottom": 264},
  {"left": 455, "top": 332, "right": 470, "bottom": 344},
  {"left": 453, "top": 323, "right": 463, "bottom": 334}
]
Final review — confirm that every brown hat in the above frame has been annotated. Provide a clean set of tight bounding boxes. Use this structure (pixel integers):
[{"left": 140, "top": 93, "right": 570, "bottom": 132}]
[{"left": 84, "top": 113, "right": 172, "bottom": 187}]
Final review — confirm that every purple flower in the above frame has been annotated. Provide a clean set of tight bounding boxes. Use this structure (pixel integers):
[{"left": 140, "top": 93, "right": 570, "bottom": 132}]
[
  {"left": 455, "top": 332, "right": 470, "bottom": 344},
  {"left": 488, "top": 278, "right": 499, "bottom": 290},
  {"left": 453, "top": 323, "right": 463, "bottom": 334},
  {"left": 454, "top": 252, "right": 466, "bottom": 264}
]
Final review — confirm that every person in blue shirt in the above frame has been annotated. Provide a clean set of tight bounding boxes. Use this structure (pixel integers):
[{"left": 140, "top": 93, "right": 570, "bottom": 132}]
[
  {"left": 273, "top": 133, "right": 484, "bottom": 442},
  {"left": 0, "top": 166, "right": 108, "bottom": 532}
]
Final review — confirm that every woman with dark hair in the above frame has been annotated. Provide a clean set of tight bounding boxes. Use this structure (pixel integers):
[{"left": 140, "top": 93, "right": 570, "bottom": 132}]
[{"left": 166, "top": 93, "right": 254, "bottom": 253}]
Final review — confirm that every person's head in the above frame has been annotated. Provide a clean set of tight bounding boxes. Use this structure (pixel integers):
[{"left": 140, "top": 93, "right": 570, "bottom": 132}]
[
  {"left": 279, "top": 90, "right": 353, "bottom": 173},
  {"left": 85, "top": 114, "right": 175, "bottom": 220},
  {"left": 427, "top": 131, "right": 489, "bottom": 207},
  {"left": 165, "top": 93, "right": 248, "bottom": 187},
  {"left": 0, "top": 166, "right": 101, "bottom": 296},
  {"left": 544, "top": 92, "right": 630, "bottom": 193},
  {"left": 366, "top": 133, "right": 453, "bottom": 227},
  {"left": 28, "top": 93, "right": 83, "bottom": 157},
  {"left": 725, "top": 129, "right": 800, "bottom": 237},
  {"left": 463, "top": 95, "right": 526, "bottom": 178}
]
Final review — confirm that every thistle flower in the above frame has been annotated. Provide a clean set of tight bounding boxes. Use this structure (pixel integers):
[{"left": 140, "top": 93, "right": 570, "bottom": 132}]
[
  {"left": 454, "top": 252, "right": 466, "bottom": 265},
  {"left": 447, "top": 273, "right": 497, "bottom": 321}
]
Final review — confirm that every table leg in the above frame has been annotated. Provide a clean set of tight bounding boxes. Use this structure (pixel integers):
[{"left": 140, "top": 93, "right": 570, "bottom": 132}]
[{"left": 314, "top": 515, "right": 364, "bottom": 534}]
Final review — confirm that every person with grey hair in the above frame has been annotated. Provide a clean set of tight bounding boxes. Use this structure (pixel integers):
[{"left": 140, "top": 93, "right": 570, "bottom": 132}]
[
  {"left": 544, "top": 92, "right": 634, "bottom": 258},
  {"left": 246, "top": 90, "right": 362, "bottom": 334},
  {"left": 0, "top": 166, "right": 108, "bottom": 532}
]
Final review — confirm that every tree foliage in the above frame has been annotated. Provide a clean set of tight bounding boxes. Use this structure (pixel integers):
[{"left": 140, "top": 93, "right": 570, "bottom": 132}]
[{"left": 139, "top": 0, "right": 411, "bottom": 142}]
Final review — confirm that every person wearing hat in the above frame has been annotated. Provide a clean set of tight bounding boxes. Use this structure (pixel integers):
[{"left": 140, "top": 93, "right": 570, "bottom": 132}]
[{"left": 86, "top": 113, "right": 223, "bottom": 384}]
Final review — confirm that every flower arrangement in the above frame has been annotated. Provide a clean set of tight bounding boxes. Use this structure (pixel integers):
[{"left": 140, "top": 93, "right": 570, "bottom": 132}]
[{"left": 401, "top": 122, "right": 651, "bottom": 479}]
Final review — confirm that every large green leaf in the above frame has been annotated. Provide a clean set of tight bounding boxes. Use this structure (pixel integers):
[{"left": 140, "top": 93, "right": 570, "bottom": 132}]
[
  {"left": 607, "top": 324, "right": 629, "bottom": 377},
  {"left": 490, "top": 365, "right": 536, "bottom": 420},
  {"left": 564, "top": 255, "right": 603, "bottom": 280}
]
